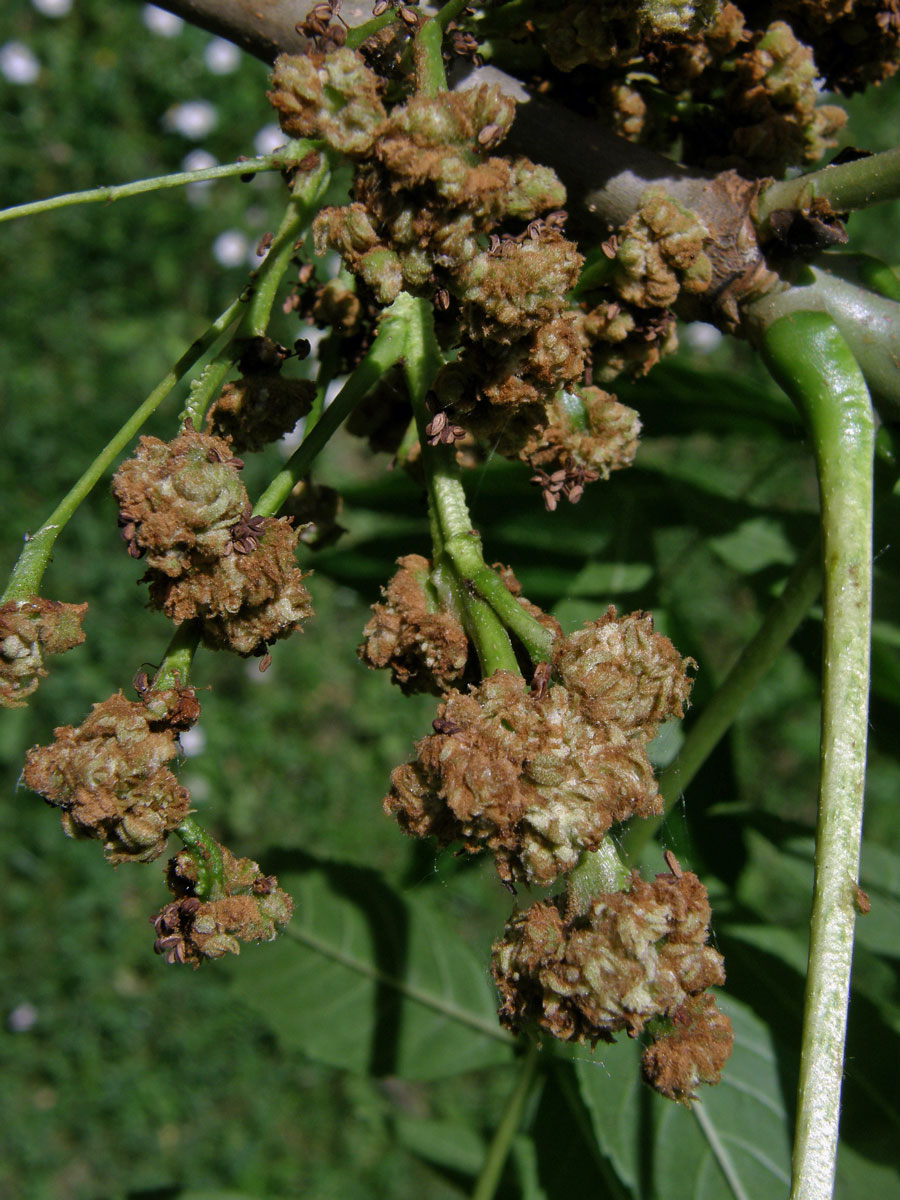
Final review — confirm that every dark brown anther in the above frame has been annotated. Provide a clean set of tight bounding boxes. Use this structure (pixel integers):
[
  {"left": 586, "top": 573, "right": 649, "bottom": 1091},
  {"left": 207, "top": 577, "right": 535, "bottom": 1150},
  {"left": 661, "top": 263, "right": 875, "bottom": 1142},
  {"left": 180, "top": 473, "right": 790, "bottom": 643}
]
[
  {"left": 399, "top": 6, "right": 419, "bottom": 27},
  {"left": 663, "top": 849, "right": 683, "bottom": 878},
  {"left": 293, "top": 338, "right": 312, "bottom": 360},
  {"left": 133, "top": 670, "right": 151, "bottom": 698},
  {"left": 853, "top": 882, "right": 871, "bottom": 914},
  {"left": 255, "top": 232, "right": 274, "bottom": 257},
  {"left": 425, "top": 411, "right": 448, "bottom": 445},
  {"left": 229, "top": 507, "right": 268, "bottom": 555},
  {"left": 373, "top": 0, "right": 390, "bottom": 14},
  {"left": 206, "top": 444, "right": 245, "bottom": 470},
  {"left": 601, "top": 235, "right": 619, "bottom": 259},
  {"left": 530, "top": 660, "right": 551, "bottom": 700},
  {"left": 259, "top": 652, "right": 272, "bottom": 673},
  {"left": 546, "top": 210, "right": 568, "bottom": 229},
  {"left": 433, "top": 288, "right": 451, "bottom": 312},
  {"left": 488, "top": 234, "right": 502, "bottom": 256}
]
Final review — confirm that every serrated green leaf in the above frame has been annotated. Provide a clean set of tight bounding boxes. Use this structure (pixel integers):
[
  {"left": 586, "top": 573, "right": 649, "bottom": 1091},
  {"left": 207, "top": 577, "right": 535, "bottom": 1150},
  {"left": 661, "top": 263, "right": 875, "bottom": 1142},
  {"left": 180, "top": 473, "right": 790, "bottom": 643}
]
[
  {"left": 228, "top": 862, "right": 514, "bottom": 1081},
  {"left": 575, "top": 994, "right": 791, "bottom": 1199}
]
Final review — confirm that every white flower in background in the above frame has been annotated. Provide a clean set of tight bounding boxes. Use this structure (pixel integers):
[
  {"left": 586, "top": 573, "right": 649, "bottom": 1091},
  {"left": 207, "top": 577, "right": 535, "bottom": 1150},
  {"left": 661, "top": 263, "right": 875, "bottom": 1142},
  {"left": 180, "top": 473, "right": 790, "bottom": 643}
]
[
  {"left": 684, "top": 322, "right": 723, "bottom": 354},
  {"left": 7, "top": 1003, "right": 38, "bottom": 1033},
  {"left": 142, "top": 4, "right": 183, "bottom": 36},
  {"left": 182, "top": 149, "right": 218, "bottom": 173},
  {"left": 254, "top": 124, "right": 285, "bottom": 156},
  {"left": 31, "top": 0, "right": 73, "bottom": 16},
  {"left": 183, "top": 149, "right": 218, "bottom": 204},
  {"left": 178, "top": 726, "right": 207, "bottom": 757},
  {"left": 0, "top": 42, "right": 40, "bottom": 84},
  {"left": 204, "top": 37, "right": 241, "bottom": 75},
  {"left": 163, "top": 100, "right": 218, "bottom": 139},
  {"left": 213, "top": 229, "right": 249, "bottom": 267}
]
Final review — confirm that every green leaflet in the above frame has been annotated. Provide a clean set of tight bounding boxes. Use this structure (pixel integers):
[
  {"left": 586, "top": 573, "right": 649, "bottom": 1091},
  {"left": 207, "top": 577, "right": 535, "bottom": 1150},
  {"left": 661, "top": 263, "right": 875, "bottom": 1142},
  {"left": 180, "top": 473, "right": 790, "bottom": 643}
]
[
  {"left": 574, "top": 993, "right": 791, "bottom": 1200},
  {"left": 227, "top": 861, "right": 515, "bottom": 1081}
]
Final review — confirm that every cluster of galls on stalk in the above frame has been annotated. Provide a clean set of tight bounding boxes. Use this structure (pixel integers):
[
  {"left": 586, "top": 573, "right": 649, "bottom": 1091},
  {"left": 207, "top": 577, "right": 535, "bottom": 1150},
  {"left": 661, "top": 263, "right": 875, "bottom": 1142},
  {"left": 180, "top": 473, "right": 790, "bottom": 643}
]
[
  {"left": 360, "top": 557, "right": 733, "bottom": 1103},
  {"left": 22, "top": 682, "right": 293, "bottom": 965},
  {"left": 267, "top": 48, "right": 649, "bottom": 508},
  {"left": 1, "top": 596, "right": 87, "bottom": 707},
  {"left": 18, "top": 368, "right": 323, "bottom": 960},
  {"left": 493, "top": 0, "right": 899, "bottom": 175},
  {"left": 113, "top": 421, "right": 312, "bottom": 660}
]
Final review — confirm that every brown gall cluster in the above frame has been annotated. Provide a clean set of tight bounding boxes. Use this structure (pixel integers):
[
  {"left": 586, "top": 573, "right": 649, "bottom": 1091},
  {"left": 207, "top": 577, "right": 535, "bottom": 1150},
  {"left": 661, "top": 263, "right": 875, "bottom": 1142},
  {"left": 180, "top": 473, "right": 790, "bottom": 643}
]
[
  {"left": 113, "top": 427, "right": 312, "bottom": 659},
  {"left": 530, "top": 1, "right": 859, "bottom": 176},
  {"left": 153, "top": 843, "right": 293, "bottom": 967},
  {"left": 491, "top": 866, "right": 733, "bottom": 1103},
  {"left": 270, "top": 50, "right": 636, "bottom": 501},
  {"left": 384, "top": 610, "right": 694, "bottom": 886},
  {"left": 205, "top": 336, "right": 315, "bottom": 453},
  {"left": 358, "top": 554, "right": 470, "bottom": 695},
  {"left": 0, "top": 595, "right": 87, "bottom": 708},
  {"left": 21, "top": 687, "right": 199, "bottom": 863}
]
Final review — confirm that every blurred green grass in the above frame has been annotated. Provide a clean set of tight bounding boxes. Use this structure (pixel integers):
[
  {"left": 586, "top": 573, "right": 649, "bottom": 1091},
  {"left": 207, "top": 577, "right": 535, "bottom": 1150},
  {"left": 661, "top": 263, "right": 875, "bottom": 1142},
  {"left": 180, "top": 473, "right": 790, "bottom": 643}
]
[{"left": 3, "top": 4, "right": 900, "bottom": 1197}]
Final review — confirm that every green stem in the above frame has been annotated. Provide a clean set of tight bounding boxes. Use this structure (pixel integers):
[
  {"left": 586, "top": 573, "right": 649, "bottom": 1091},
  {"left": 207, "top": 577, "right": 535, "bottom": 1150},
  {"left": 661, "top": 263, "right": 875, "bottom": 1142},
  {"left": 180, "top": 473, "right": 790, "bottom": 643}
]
[
  {"left": 566, "top": 841, "right": 632, "bottom": 916},
  {"left": 179, "top": 358, "right": 235, "bottom": 432},
  {"left": 344, "top": 10, "right": 395, "bottom": 50},
  {"left": 760, "top": 313, "right": 874, "bottom": 1200},
  {"left": 623, "top": 536, "right": 822, "bottom": 860},
  {"left": 242, "top": 151, "right": 330, "bottom": 338},
  {"left": 1, "top": 296, "right": 245, "bottom": 603},
  {"left": 402, "top": 299, "right": 520, "bottom": 677},
  {"left": 304, "top": 332, "right": 341, "bottom": 434},
  {"left": 413, "top": 18, "right": 448, "bottom": 96},
  {"left": 0, "top": 154, "right": 292, "bottom": 226},
  {"left": 152, "top": 620, "right": 201, "bottom": 692},
  {"left": 445, "top": 543, "right": 555, "bottom": 664},
  {"left": 253, "top": 294, "right": 414, "bottom": 517},
  {"left": 181, "top": 151, "right": 330, "bottom": 430},
  {"left": 175, "top": 815, "right": 226, "bottom": 901},
  {"left": 471, "top": 1043, "right": 541, "bottom": 1200},
  {"left": 435, "top": 0, "right": 474, "bottom": 30},
  {"left": 757, "top": 147, "right": 900, "bottom": 225}
]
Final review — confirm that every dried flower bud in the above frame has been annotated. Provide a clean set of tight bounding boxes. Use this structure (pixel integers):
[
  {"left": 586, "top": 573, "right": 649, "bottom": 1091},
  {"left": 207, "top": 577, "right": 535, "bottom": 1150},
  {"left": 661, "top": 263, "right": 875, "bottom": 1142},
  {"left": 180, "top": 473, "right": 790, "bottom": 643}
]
[
  {"left": 385, "top": 671, "right": 664, "bottom": 886},
  {"left": 205, "top": 376, "right": 315, "bottom": 453},
  {"left": 147, "top": 516, "right": 313, "bottom": 657},
  {"left": 521, "top": 388, "right": 641, "bottom": 490},
  {"left": 153, "top": 844, "right": 293, "bottom": 967},
  {"left": 22, "top": 689, "right": 198, "bottom": 862},
  {"left": 641, "top": 992, "right": 734, "bottom": 1103},
  {"left": 281, "top": 479, "right": 346, "bottom": 550},
  {"left": 0, "top": 596, "right": 87, "bottom": 708},
  {"left": 614, "top": 187, "right": 712, "bottom": 309},
  {"left": 267, "top": 50, "right": 386, "bottom": 156},
  {"left": 553, "top": 608, "right": 695, "bottom": 736},
  {"left": 359, "top": 555, "right": 470, "bottom": 695},
  {"left": 113, "top": 427, "right": 248, "bottom": 569},
  {"left": 491, "top": 869, "right": 727, "bottom": 1050}
]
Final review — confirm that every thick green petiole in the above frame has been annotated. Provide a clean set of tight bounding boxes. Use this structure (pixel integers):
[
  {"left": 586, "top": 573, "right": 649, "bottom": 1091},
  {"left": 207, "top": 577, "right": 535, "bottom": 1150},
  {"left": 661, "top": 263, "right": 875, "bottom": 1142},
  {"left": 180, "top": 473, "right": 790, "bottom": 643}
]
[{"left": 760, "top": 313, "right": 875, "bottom": 1200}]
